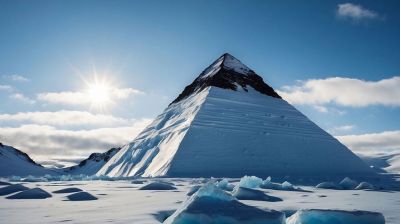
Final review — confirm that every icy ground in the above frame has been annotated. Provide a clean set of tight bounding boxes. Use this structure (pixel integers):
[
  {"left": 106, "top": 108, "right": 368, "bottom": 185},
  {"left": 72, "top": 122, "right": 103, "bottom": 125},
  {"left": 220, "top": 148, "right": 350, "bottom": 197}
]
[{"left": 0, "top": 178, "right": 399, "bottom": 224}]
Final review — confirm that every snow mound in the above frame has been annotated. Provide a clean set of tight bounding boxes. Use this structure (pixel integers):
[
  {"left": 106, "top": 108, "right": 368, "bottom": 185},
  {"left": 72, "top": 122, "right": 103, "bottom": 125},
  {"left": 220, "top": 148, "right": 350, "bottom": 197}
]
[
  {"left": 187, "top": 185, "right": 202, "bottom": 196},
  {"left": 339, "top": 177, "right": 358, "bottom": 190},
  {"left": 216, "top": 179, "right": 235, "bottom": 191},
  {"left": 238, "top": 176, "right": 263, "bottom": 189},
  {"left": 0, "top": 184, "right": 29, "bottom": 196},
  {"left": 0, "top": 180, "right": 11, "bottom": 186},
  {"left": 164, "top": 183, "right": 285, "bottom": 224},
  {"left": 131, "top": 180, "right": 145, "bottom": 184},
  {"left": 6, "top": 188, "right": 51, "bottom": 199},
  {"left": 316, "top": 182, "right": 341, "bottom": 190},
  {"left": 66, "top": 192, "right": 97, "bottom": 201},
  {"left": 232, "top": 187, "right": 282, "bottom": 202},
  {"left": 53, "top": 187, "right": 83, "bottom": 194},
  {"left": 286, "top": 209, "right": 385, "bottom": 224},
  {"left": 355, "top": 182, "right": 374, "bottom": 190},
  {"left": 139, "top": 181, "right": 177, "bottom": 190}
]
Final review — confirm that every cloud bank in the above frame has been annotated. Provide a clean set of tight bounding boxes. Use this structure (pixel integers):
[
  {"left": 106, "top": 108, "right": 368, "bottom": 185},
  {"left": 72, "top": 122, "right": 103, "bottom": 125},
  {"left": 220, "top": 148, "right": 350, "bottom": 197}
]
[
  {"left": 278, "top": 76, "right": 400, "bottom": 107},
  {"left": 337, "top": 130, "right": 400, "bottom": 154},
  {"left": 37, "top": 88, "right": 143, "bottom": 105}
]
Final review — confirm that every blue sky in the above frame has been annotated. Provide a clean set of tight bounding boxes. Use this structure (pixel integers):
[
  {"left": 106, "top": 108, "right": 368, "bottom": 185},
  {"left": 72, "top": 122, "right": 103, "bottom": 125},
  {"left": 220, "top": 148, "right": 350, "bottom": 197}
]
[{"left": 0, "top": 0, "right": 399, "bottom": 166}]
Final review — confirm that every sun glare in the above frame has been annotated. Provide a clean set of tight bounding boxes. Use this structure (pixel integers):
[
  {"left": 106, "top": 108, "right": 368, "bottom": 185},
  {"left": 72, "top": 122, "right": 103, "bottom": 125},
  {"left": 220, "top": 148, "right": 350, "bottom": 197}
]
[{"left": 85, "top": 77, "right": 113, "bottom": 110}]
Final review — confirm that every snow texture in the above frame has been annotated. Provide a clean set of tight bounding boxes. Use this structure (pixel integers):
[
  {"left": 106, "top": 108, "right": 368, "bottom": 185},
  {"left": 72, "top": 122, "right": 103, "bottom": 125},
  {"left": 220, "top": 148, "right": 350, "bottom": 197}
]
[
  {"left": 99, "top": 86, "right": 373, "bottom": 178},
  {"left": 216, "top": 179, "right": 235, "bottom": 191},
  {"left": 286, "top": 209, "right": 385, "bottom": 224},
  {"left": 238, "top": 176, "right": 263, "bottom": 189},
  {"left": 6, "top": 188, "right": 51, "bottom": 199}
]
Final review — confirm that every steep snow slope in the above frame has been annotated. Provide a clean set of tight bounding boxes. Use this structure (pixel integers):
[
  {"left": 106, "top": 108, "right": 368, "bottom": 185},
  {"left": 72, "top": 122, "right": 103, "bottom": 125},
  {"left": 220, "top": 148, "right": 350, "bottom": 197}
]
[
  {"left": 97, "top": 89, "right": 209, "bottom": 177},
  {"left": 165, "top": 87, "right": 372, "bottom": 177},
  {"left": 64, "top": 147, "right": 120, "bottom": 175},
  {"left": 98, "top": 53, "right": 373, "bottom": 178},
  {"left": 0, "top": 143, "right": 57, "bottom": 177}
]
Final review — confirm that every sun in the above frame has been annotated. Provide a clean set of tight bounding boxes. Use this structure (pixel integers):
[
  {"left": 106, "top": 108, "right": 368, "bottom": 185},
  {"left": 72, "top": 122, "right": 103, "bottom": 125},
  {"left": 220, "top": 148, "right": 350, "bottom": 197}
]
[{"left": 85, "top": 78, "right": 113, "bottom": 109}]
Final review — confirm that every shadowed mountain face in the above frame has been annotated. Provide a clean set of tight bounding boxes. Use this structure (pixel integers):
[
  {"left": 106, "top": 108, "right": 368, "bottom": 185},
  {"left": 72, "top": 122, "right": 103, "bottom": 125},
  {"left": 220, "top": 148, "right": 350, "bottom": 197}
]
[
  {"left": 171, "top": 53, "right": 281, "bottom": 104},
  {"left": 0, "top": 143, "right": 57, "bottom": 177}
]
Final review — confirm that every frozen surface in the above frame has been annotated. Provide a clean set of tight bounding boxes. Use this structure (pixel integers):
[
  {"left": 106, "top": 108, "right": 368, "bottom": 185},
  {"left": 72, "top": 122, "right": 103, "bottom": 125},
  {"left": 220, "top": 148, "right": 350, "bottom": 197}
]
[
  {"left": 0, "top": 179, "right": 399, "bottom": 223},
  {"left": 286, "top": 209, "right": 385, "bottom": 224},
  {"left": 216, "top": 178, "right": 235, "bottom": 191},
  {"left": 0, "top": 184, "right": 29, "bottom": 196},
  {"left": 6, "top": 188, "right": 51, "bottom": 199},
  {"left": 164, "top": 183, "right": 285, "bottom": 224}
]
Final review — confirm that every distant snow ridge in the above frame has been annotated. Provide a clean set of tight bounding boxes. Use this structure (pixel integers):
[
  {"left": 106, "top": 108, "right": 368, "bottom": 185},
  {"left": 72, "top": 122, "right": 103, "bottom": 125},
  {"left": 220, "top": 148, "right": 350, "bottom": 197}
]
[
  {"left": 97, "top": 53, "right": 373, "bottom": 178},
  {"left": 0, "top": 143, "right": 57, "bottom": 177},
  {"left": 65, "top": 147, "right": 120, "bottom": 175}
]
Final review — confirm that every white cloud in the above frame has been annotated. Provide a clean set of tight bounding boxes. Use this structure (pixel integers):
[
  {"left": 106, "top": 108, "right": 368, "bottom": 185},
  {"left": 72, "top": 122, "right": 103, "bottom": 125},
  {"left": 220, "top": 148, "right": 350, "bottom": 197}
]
[
  {"left": 0, "top": 119, "right": 152, "bottom": 165},
  {"left": 0, "top": 84, "right": 13, "bottom": 91},
  {"left": 0, "top": 110, "right": 132, "bottom": 127},
  {"left": 313, "top": 105, "right": 328, "bottom": 113},
  {"left": 337, "top": 3, "right": 379, "bottom": 21},
  {"left": 3, "top": 74, "right": 29, "bottom": 82},
  {"left": 336, "top": 130, "right": 400, "bottom": 154},
  {"left": 37, "top": 88, "right": 143, "bottom": 105},
  {"left": 9, "top": 93, "right": 36, "bottom": 104},
  {"left": 277, "top": 76, "right": 400, "bottom": 107},
  {"left": 329, "top": 124, "right": 355, "bottom": 134}
]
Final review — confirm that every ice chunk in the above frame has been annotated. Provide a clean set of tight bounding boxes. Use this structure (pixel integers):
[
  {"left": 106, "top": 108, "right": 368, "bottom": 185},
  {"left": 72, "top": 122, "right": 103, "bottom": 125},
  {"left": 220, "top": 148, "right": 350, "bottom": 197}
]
[
  {"left": 281, "top": 181, "right": 295, "bottom": 190},
  {"left": 233, "top": 187, "right": 282, "bottom": 202},
  {"left": 6, "top": 188, "right": 51, "bottom": 199},
  {"left": 195, "top": 183, "right": 235, "bottom": 201},
  {"left": 164, "top": 183, "right": 285, "bottom": 224},
  {"left": 261, "top": 178, "right": 300, "bottom": 191},
  {"left": 139, "top": 181, "right": 177, "bottom": 190},
  {"left": 339, "top": 177, "right": 358, "bottom": 190},
  {"left": 66, "top": 192, "right": 97, "bottom": 201},
  {"left": 238, "top": 175, "right": 263, "bottom": 189},
  {"left": 0, "top": 184, "right": 29, "bottom": 196},
  {"left": 187, "top": 185, "right": 202, "bottom": 196},
  {"left": 216, "top": 179, "right": 234, "bottom": 191},
  {"left": 53, "top": 187, "right": 83, "bottom": 194},
  {"left": 316, "top": 182, "right": 342, "bottom": 190},
  {"left": 355, "top": 182, "right": 374, "bottom": 190},
  {"left": 286, "top": 209, "right": 385, "bottom": 224}
]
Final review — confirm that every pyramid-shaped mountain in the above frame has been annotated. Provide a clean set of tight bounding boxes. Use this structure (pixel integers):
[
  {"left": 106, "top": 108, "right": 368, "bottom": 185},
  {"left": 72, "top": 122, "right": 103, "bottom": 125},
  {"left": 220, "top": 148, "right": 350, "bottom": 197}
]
[{"left": 97, "top": 53, "right": 373, "bottom": 178}]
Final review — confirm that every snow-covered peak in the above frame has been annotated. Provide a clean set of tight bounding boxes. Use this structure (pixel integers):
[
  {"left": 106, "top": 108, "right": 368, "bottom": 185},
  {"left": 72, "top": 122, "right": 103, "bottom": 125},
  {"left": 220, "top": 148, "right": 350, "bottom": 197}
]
[
  {"left": 0, "top": 143, "right": 57, "bottom": 177},
  {"left": 171, "top": 53, "right": 281, "bottom": 104},
  {"left": 221, "top": 53, "right": 252, "bottom": 75}
]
